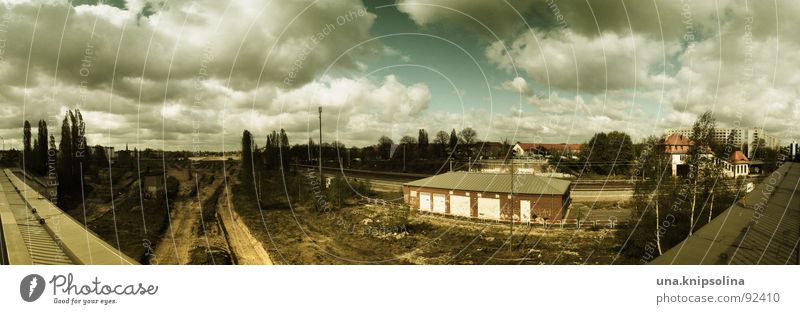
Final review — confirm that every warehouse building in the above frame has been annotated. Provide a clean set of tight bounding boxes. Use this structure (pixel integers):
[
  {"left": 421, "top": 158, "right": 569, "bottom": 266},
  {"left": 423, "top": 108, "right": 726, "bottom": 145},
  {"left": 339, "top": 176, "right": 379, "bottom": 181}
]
[{"left": 403, "top": 172, "right": 572, "bottom": 222}]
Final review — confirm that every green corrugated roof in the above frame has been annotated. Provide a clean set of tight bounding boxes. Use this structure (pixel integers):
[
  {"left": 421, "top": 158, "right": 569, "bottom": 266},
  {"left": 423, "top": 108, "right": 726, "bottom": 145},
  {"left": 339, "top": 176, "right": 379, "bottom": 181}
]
[{"left": 404, "top": 172, "right": 571, "bottom": 195}]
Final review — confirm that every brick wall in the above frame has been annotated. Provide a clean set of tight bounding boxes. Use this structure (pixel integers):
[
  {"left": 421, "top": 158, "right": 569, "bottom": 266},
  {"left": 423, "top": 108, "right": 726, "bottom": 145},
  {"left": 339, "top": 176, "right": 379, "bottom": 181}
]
[{"left": 403, "top": 185, "right": 567, "bottom": 221}]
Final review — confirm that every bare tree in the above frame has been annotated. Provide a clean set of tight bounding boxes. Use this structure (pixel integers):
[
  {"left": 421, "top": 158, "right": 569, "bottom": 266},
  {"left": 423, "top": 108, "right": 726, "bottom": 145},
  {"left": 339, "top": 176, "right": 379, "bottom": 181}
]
[
  {"left": 458, "top": 127, "right": 478, "bottom": 161},
  {"left": 687, "top": 111, "right": 715, "bottom": 236},
  {"left": 417, "top": 129, "right": 429, "bottom": 159},
  {"left": 378, "top": 136, "right": 394, "bottom": 159},
  {"left": 434, "top": 130, "right": 448, "bottom": 158}
]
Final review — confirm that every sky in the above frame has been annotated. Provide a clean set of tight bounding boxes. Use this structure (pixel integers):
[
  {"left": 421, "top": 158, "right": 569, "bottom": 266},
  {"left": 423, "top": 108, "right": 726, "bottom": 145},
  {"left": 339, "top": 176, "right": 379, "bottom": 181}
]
[{"left": 0, "top": 0, "right": 798, "bottom": 151}]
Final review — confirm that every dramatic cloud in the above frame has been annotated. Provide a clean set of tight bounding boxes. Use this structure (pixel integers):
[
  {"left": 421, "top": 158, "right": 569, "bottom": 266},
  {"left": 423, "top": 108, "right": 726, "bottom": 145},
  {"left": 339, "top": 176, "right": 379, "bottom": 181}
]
[
  {"left": 398, "top": 0, "right": 800, "bottom": 143},
  {"left": 0, "top": 0, "right": 382, "bottom": 149},
  {"left": 1, "top": 0, "right": 798, "bottom": 152}
]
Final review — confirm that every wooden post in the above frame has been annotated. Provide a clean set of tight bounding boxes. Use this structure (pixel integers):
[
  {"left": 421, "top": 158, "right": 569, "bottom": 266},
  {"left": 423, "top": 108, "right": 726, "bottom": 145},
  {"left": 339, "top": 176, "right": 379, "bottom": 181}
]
[{"left": 318, "top": 107, "right": 323, "bottom": 188}]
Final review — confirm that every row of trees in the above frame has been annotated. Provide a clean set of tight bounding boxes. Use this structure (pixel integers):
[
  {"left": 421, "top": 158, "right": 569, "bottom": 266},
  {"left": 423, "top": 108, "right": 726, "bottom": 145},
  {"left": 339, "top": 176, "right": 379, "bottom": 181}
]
[
  {"left": 21, "top": 109, "right": 97, "bottom": 207},
  {"left": 22, "top": 120, "right": 53, "bottom": 177},
  {"left": 377, "top": 127, "right": 480, "bottom": 160},
  {"left": 241, "top": 129, "right": 375, "bottom": 211}
]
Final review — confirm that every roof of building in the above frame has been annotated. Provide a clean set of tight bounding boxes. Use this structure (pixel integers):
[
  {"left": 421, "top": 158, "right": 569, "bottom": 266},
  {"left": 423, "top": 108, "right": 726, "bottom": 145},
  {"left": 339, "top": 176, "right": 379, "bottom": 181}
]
[
  {"left": 663, "top": 133, "right": 693, "bottom": 154},
  {"left": 729, "top": 151, "right": 750, "bottom": 164},
  {"left": 404, "top": 172, "right": 571, "bottom": 195},
  {"left": 516, "top": 143, "right": 582, "bottom": 151},
  {"left": 664, "top": 133, "right": 691, "bottom": 145},
  {"left": 652, "top": 162, "right": 800, "bottom": 265}
]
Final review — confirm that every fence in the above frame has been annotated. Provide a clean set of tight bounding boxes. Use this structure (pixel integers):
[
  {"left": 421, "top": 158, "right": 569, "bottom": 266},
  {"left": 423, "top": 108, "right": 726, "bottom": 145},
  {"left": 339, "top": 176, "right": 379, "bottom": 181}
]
[{"left": 401, "top": 203, "right": 623, "bottom": 229}]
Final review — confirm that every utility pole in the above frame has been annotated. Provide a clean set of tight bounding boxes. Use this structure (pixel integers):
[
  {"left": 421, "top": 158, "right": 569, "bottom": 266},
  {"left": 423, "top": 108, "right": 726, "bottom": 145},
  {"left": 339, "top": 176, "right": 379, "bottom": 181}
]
[
  {"left": 318, "top": 106, "right": 323, "bottom": 188},
  {"left": 509, "top": 154, "right": 515, "bottom": 242}
]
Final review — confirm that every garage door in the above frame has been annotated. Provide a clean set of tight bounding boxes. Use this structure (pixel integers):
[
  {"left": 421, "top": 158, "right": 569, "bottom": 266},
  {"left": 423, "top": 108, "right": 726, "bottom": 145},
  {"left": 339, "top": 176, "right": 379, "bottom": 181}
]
[
  {"left": 477, "top": 197, "right": 500, "bottom": 220},
  {"left": 432, "top": 194, "right": 446, "bottom": 213},
  {"left": 418, "top": 192, "right": 431, "bottom": 211},
  {"left": 520, "top": 200, "right": 531, "bottom": 222},
  {"left": 450, "top": 195, "right": 471, "bottom": 217}
]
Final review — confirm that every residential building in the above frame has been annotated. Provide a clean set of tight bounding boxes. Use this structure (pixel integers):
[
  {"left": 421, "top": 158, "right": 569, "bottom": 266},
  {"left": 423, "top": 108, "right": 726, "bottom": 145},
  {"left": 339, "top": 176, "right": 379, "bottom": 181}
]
[
  {"left": 664, "top": 127, "right": 780, "bottom": 156},
  {"left": 663, "top": 133, "right": 718, "bottom": 177},
  {"left": 663, "top": 133, "right": 750, "bottom": 178},
  {"left": 720, "top": 151, "right": 750, "bottom": 177}
]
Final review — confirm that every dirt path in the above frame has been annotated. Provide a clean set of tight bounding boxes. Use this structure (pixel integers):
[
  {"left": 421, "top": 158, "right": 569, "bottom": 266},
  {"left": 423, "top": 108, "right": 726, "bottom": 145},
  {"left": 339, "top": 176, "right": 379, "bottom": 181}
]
[
  {"left": 150, "top": 174, "right": 224, "bottom": 265},
  {"left": 217, "top": 185, "right": 274, "bottom": 265}
]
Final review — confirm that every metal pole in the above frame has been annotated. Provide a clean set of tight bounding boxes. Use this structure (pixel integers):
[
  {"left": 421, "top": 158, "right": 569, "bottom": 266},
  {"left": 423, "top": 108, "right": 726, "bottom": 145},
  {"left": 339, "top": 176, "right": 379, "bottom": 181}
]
[{"left": 318, "top": 106, "right": 323, "bottom": 188}]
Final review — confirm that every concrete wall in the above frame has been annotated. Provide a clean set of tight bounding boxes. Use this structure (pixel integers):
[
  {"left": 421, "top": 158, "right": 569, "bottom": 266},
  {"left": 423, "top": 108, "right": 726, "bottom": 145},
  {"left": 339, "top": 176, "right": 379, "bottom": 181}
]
[{"left": 403, "top": 185, "right": 567, "bottom": 221}]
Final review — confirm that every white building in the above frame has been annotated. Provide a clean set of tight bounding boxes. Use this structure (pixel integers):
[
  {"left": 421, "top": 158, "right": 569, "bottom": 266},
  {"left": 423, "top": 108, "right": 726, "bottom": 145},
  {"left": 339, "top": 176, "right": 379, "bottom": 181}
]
[
  {"left": 663, "top": 133, "right": 746, "bottom": 178},
  {"left": 719, "top": 151, "right": 750, "bottom": 178},
  {"left": 664, "top": 127, "right": 779, "bottom": 157}
]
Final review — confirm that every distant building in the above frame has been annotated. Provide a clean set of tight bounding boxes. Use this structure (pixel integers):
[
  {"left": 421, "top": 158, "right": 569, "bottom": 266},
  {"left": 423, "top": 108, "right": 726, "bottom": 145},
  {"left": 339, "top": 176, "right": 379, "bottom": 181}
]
[
  {"left": 664, "top": 127, "right": 779, "bottom": 157},
  {"left": 790, "top": 141, "right": 799, "bottom": 161},
  {"left": 663, "top": 133, "right": 716, "bottom": 176},
  {"left": 663, "top": 133, "right": 693, "bottom": 177},
  {"left": 720, "top": 151, "right": 750, "bottom": 177},
  {"left": 403, "top": 172, "right": 572, "bottom": 222},
  {"left": 663, "top": 133, "right": 750, "bottom": 178}
]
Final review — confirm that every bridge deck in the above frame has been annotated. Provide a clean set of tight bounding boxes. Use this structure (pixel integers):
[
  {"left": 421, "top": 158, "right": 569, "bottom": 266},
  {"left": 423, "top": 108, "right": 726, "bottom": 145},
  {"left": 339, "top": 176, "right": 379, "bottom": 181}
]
[
  {"left": 0, "top": 169, "right": 138, "bottom": 265},
  {"left": 652, "top": 162, "right": 800, "bottom": 265}
]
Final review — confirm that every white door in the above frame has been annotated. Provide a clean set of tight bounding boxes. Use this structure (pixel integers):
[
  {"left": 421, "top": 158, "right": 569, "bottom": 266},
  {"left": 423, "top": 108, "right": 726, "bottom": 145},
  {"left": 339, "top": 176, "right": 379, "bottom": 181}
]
[
  {"left": 432, "top": 194, "right": 446, "bottom": 213},
  {"left": 419, "top": 192, "right": 431, "bottom": 211},
  {"left": 450, "top": 195, "right": 471, "bottom": 217},
  {"left": 520, "top": 200, "right": 531, "bottom": 222},
  {"left": 477, "top": 197, "right": 501, "bottom": 220}
]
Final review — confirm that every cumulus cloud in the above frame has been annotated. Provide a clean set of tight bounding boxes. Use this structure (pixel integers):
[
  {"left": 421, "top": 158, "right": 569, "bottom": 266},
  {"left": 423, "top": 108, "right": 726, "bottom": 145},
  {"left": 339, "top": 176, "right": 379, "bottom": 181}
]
[
  {"left": 500, "top": 76, "right": 531, "bottom": 96},
  {"left": 487, "top": 31, "right": 677, "bottom": 93},
  {"left": 0, "top": 0, "right": 381, "bottom": 149},
  {"left": 264, "top": 75, "right": 431, "bottom": 146},
  {"left": 2, "top": 0, "right": 799, "bottom": 151}
]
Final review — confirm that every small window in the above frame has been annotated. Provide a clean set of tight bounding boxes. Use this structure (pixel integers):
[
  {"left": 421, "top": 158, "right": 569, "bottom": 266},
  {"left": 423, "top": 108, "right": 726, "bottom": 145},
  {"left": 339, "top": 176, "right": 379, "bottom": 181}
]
[{"left": 410, "top": 190, "right": 417, "bottom": 197}]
